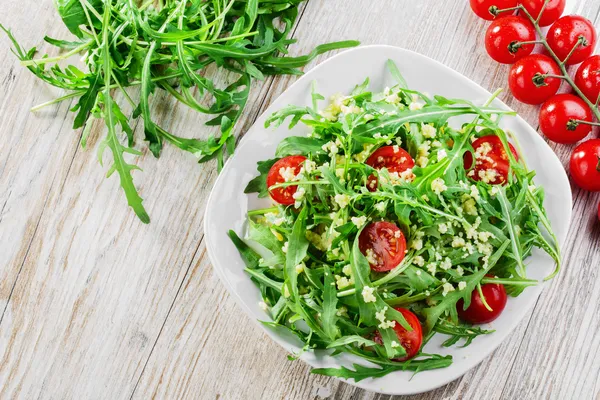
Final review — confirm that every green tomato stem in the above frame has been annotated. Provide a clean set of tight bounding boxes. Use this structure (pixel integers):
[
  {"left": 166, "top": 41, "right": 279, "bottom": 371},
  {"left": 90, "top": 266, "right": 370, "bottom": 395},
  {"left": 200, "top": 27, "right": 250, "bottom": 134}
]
[{"left": 517, "top": 5, "right": 600, "bottom": 122}]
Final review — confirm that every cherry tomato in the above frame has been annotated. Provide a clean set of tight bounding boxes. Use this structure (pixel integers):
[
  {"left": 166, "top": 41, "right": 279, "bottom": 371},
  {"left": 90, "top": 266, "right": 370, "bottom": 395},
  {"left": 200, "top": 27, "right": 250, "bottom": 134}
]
[
  {"left": 570, "top": 139, "right": 600, "bottom": 192},
  {"left": 508, "top": 54, "right": 562, "bottom": 104},
  {"left": 457, "top": 283, "right": 507, "bottom": 324},
  {"left": 373, "top": 307, "right": 423, "bottom": 361},
  {"left": 470, "top": 0, "right": 517, "bottom": 20},
  {"left": 575, "top": 55, "right": 600, "bottom": 104},
  {"left": 539, "top": 94, "right": 593, "bottom": 144},
  {"left": 520, "top": 0, "right": 566, "bottom": 27},
  {"left": 359, "top": 221, "right": 407, "bottom": 272},
  {"left": 464, "top": 135, "right": 518, "bottom": 185},
  {"left": 485, "top": 15, "right": 536, "bottom": 64},
  {"left": 547, "top": 15, "right": 597, "bottom": 65},
  {"left": 266, "top": 155, "right": 307, "bottom": 205},
  {"left": 365, "top": 146, "right": 415, "bottom": 191}
]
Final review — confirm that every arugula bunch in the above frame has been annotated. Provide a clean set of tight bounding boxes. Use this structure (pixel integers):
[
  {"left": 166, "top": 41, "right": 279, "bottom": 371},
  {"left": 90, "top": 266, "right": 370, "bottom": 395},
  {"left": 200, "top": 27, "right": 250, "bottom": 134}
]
[
  {"left": 230, "top": 61, "right": 561, "bottom": 381},
  {"left": 0, "top": 0, "right": 359, "bottom": 222}
]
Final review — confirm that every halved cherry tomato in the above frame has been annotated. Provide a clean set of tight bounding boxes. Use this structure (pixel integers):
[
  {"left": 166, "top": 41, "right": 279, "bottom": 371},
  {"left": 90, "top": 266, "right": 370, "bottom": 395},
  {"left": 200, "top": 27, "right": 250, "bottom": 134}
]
[
  {"left": 469, "top": 0, "right": 517, "bottom": 20},
  {"left": 464, "top": 135, "right": 518, "bottom": 185},
  {"left": 547, "top": 15, "right": 597, "bottom": 65},
  {"left": 266, "top": 155, "right": 307, "bottom": 205},
  {"left": 485, "top": 15, "right": 536, "bottom": 64},
  {"left": 359, "top": 221, "right": 406, "bottom": 272},
  {"left": 373, "top": 307, "right": 423, "bottom": 361},
  {"left": 365, "top": 146, "right": 415, "bottom": 191},
  {"left": 508, "top": 54, "right": 562, "bottom": 104},
  {"left": 575, "top": 55, "right": 600, "bottom": 104},
  {"left": 457, "top": 282, "right": 507, "bottom": 324},
  {"left": 539, "top": 94, "right": 593, "bottom": 144},
  {"left": 520, "top": 0, "right": 565, "bottom": 27},
  {"left": 570, "top": 139, "right": 600, "bottom": 192}
]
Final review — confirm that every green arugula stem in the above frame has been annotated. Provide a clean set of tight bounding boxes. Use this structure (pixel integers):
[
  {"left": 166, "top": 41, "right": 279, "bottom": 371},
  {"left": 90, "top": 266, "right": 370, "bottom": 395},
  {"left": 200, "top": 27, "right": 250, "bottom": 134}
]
[
  {"left": 30, "top": 71, "right": 185, "bottom": 111},
  {"left": 248, "top": 207, "right": 280, "bottom": 216},
  {"left": 21, "top": 40, "right": 93, "bottom": 66},
  {"left": 268, "top": 180, "right": 330, "bottom": 190}
]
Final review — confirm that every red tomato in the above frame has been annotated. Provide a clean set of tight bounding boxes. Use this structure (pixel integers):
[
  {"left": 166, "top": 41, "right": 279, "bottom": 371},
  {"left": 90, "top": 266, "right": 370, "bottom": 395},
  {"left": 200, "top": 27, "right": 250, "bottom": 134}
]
[
  {"left": 365, "top": 146, "right": 415, "bottom": 191},
  {"left": 539, "top": 94, "right": 593, "bottom": 144},
  {"left": 373, "top": 307, "right": 423, "bottom": 361},
  {"left": 575, "top": 55, "right": 600, "bottom": 104},
  {"left": 359, "top": 221, "right": 406, "bottom": 272},
  {"left": 570, "top": 139, "right": 600, "bottom": 192},
  {"left": 266, "top": 155, "right": 307, "bottom": 205},
  {"left": 508, "top": 54, "right": 562, "bottom": 104},
  {"left": 457, "top": 283, "right": 507, "bottom": 324},
  {"left": 464, "top": 135, "right": 519, "bottom": 185},
  {"left": 546, "top": 15, "right": 597, "bottom": 65},
  {"left": 485, "top": 15, "right": 536, "bottom": 64},
  {"left": 470, "top": 0, "right": 517, "bottom": 20},
  {"left": 520, "top": 0, "right": 566, "bottom": 27}
]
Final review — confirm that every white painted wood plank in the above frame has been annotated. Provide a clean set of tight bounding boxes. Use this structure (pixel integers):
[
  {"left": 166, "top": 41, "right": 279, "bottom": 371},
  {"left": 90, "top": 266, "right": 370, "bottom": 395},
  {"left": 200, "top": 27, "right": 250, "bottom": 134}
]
[{"left": 0, "top": 0, "right": 82, "bottom": 321}]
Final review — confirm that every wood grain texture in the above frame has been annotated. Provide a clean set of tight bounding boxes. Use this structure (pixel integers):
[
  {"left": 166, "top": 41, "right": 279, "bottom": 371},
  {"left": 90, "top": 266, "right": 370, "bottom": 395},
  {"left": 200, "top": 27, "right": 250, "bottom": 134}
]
[{"left": 0, "top": 0, "right": 599, "bottom": 399}]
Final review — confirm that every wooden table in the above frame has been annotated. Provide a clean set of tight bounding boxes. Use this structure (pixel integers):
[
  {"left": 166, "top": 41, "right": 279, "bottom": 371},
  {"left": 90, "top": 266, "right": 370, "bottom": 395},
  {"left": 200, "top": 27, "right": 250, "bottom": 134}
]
[{"left": 1, "top": 1, "right": 599, "bottom": 399}]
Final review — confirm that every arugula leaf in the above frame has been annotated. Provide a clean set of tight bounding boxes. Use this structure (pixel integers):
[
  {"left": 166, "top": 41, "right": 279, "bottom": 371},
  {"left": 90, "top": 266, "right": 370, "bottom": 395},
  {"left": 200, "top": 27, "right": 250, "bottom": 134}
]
[
  {"left": 228, "top": 230, "right": 261, "bottom": 269},
  {"left": 72, "top": 74, "right": 101, "bottom": 129},
  {"left": 321, "top": 266, "right": 339, "bottom": 341},
  {"left": 55, "top": 0, "right": 101, "bottom": 38},
  {"left": 386, "top": 59, "right": 408, "bottom": 88},
  {"left": 276, "top": 136, "right": 326, "bottom": 157},
  {"left": 284, "top": 206, "right": 309, "bottom": 301},
  {"left": 98, "top": 5, "right": 148, "bottom": 223},
  {"left": 312, "top": 355, "right": 453, "bottom": 381},
  {"left": 245, "top": 158, "right": 278, "bottom": 198},
  {"left": 327, "top": 335, "right": 377, "bottom": 349}
]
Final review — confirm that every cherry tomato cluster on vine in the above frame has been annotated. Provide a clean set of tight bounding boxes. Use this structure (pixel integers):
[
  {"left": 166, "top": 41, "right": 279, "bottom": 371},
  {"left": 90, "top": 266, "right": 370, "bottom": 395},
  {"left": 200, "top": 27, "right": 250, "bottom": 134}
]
[{"left": 470, "top": 0, "right": 600, "bottom": 221}]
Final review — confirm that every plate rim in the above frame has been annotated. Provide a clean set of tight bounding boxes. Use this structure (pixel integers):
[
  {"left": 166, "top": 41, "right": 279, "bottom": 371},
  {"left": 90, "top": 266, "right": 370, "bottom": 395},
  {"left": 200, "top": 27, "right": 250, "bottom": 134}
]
[{"left": 203, "top": 44, "right": 573, "bottom": 395}]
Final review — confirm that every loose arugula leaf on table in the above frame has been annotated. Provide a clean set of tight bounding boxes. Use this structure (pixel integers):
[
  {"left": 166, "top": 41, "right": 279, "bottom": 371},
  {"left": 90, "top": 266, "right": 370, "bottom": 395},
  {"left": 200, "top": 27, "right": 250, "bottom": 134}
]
[{"left": 1, "top": 0, "right": 360, "bottom": 222}]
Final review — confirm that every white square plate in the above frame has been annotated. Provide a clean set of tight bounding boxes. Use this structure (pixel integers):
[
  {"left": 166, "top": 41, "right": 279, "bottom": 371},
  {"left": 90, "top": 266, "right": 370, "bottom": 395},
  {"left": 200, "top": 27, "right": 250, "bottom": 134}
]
[{"left": 204, "top": 45, "right": 572, "bottom": 395}]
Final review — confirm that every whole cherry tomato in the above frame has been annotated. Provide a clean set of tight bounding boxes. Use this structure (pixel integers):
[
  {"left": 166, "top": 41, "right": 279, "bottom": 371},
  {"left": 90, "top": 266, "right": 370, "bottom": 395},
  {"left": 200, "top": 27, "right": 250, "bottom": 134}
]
[
  {"left": 570, "top": 139, "right": 600, "bottom": 192},
  {"left": 485, "top": 15, "right": 536, "bottom": 64},
  {"left": 373, "top": 307, "right": 423, "bottom": 361},
  {"left": 508, "top": 54, "right": 562, "bottom": 104},
  {"left": 539, "top": 94, "right": 593, "bottom": 144},
  {"left": 470, "top": 0, "right": 518, "bottom": 20},
  {"left": 520, "top": 0, "right": 566, "bottom": 27},
  {"left": 359, "top": 221, "right": 407, "bottom": 272},
  {"left": 547, "top": 15, "right": 597, "bottom": 65},
  {"left": 457, "top": 282, "right": 507, "bottom": 324},
  {"left": 266, "top": 155, "right": 307, "bottom": 205},
  {"left": 575, "top": 55, "right": 600, "bottom": 104}
]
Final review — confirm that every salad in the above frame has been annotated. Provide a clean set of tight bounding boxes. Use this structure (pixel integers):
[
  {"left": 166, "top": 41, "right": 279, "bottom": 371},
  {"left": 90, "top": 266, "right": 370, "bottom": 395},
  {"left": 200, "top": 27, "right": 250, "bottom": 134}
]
[{"left": 229, "top": 61, "right": 561, "bottom": 381}]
